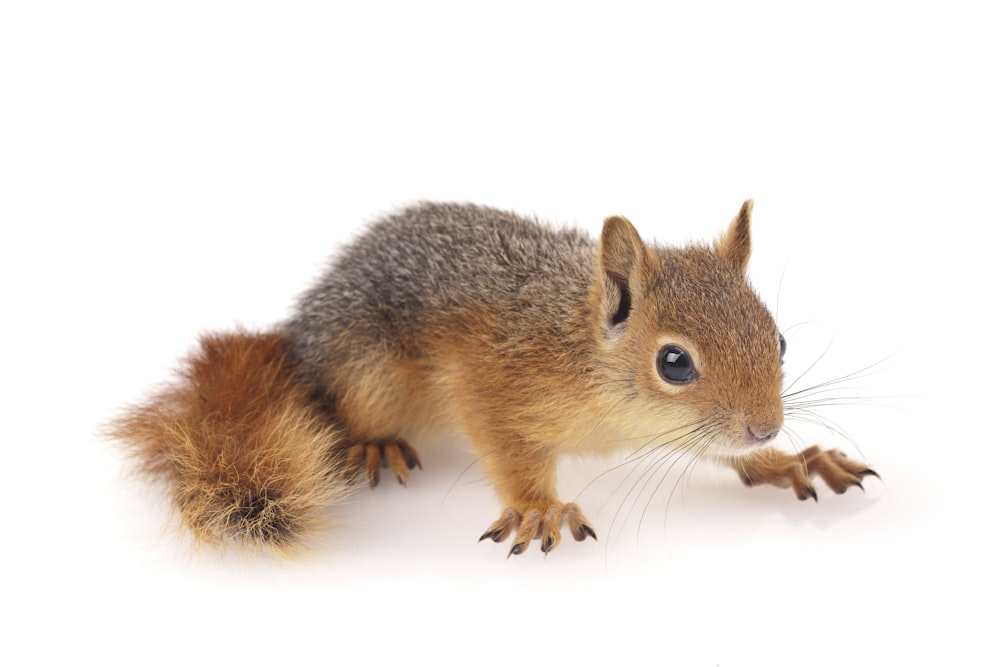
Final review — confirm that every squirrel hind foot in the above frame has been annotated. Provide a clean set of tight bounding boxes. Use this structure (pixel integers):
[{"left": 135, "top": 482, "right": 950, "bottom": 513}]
[{"left": 345, "top": 439, "right": 423, "bottom": 488}]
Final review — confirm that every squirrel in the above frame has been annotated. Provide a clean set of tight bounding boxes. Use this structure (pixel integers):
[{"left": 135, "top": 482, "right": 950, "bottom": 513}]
[{"left": 108, "top": 200, "right": 878, "bottom": 557}]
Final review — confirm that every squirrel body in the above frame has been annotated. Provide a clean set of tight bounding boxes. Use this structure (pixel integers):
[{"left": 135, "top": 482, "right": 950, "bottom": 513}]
[{"left": 110, "top": 201, "right": 876, "bottom": 556}]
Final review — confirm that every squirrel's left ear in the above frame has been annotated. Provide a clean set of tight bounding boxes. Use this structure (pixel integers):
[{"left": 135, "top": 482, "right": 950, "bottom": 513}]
[{"left": 716, "top": 199, "right": 753, "bottom": 274}]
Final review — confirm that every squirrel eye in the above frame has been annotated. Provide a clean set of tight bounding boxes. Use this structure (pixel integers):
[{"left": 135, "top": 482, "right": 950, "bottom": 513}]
[
  {"left": 779, "top": 333, "right": 787, "bottom": 361},
  {"left": 657, "top": 345, "right": 698, "bottom": 384}
]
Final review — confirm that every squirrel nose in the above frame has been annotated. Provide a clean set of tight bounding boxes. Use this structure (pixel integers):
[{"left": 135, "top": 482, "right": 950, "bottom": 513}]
[{"left": 745, "top": 423, "right": 780, "bottom": 443}]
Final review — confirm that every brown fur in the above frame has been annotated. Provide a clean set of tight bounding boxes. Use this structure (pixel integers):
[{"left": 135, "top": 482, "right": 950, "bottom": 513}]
[
  {"left": 107, "top": 330, "right": 353, "bottom": 556},
  {"left": 109, "top": 201, "right": 876, "bottom": 557}
]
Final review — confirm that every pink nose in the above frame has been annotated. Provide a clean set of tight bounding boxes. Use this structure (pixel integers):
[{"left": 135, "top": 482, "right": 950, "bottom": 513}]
[{"left": 745, "top": 424, "right": 779, "bottom": 442}]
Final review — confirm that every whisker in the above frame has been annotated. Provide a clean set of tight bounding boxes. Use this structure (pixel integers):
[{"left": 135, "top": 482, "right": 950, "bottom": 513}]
[
  {"left": 781, "top": 321, "right": 811, "bottom": 339},
  {"left": 784, "top": 410, "right": 866, "bottom": 457},
  {"left": 781, "top": 425, "right": 808, "bottom": 455},
  {"left": 785, "top": 396, "right": 891, "bottom": 410},
  {"left": 775, "top": 258, "right": 788, "bottom": 325},
  {"left": 592, "top": 437, "right": 670, "bottom": 515},
  {"left": 604, "top": 426, "right": 700, "bottom": 513},
  {"left": 603, "top": 423, "right": 711, "bottom": 550},
  {"left": 624, "top": 416, "right": 713, "bottom": 461},
  {"left": 578, "top": 413, "right": 714, "bottom": 510},
  {"left": 632, "top": 433, "right": 707, "bottom": 531},
  {"left": 654, "top": 432, "right": 716, "bottom": 534},
  {"left": 584, "top": 427, "right": 684, "bottom": 512},
  {"left": 577, "top": 393, "right": 632, "bottom": 450},
  {"left": 438, "top": 455, "right": 485, "bottom": 509},
  {"left": 782, "top": 354, "right": 894, "bottom": 400},
  {"left": 614, "top": 419, "right": 726, "bottom": 551},
  {"left": 782, "top": 337, "right": 835, "bottom": 395}
]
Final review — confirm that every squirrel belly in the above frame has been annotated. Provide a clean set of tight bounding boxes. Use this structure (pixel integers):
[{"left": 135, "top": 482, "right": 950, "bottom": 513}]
[{"left": 108, "top": 329, "right": 353, "bottom": 556}]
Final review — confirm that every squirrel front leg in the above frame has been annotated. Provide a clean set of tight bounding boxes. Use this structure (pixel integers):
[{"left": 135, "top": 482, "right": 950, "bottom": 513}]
[{"left": 472, "top": 429, "right": 596, "bottom": 556}]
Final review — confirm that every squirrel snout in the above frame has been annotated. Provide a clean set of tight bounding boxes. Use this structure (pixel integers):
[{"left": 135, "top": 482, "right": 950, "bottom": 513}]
[
  {"left": 744, "top": 415, "right": 783, "bottom": 443},
  {"left": 742, "top": 404, "right": 784, "bottom": 444}
]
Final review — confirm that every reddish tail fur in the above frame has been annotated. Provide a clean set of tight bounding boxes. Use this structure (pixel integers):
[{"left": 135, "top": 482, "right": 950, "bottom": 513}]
[{"left": 107, "top": 330, "right": 353, "bottom": 556}]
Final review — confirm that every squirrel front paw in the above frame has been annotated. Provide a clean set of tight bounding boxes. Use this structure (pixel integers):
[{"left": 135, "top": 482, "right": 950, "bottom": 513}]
[
  {"left": 737, "top": 445, "right": 879, "bottom": 501},
  {"left": 479, "top": 502, "right": 596, "bottom": 557}
]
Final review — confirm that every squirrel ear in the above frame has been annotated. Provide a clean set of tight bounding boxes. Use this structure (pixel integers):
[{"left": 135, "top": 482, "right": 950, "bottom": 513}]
[
  {"left": 597, "top": 215, "right": 648, "bottom": 327},
  {"left": 716, "top": 199, "right": 754, "bottom": 274}
]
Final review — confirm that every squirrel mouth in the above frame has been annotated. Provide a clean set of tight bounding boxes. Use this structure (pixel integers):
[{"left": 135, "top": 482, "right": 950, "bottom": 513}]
[{"left": 712, "top": 435, "right": 775, "bottom": 458}]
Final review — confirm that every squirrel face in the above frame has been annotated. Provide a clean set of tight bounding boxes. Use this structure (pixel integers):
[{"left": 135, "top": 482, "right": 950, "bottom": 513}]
[{"left": 589, "top": 201, "right": 785, "bottom": 457}]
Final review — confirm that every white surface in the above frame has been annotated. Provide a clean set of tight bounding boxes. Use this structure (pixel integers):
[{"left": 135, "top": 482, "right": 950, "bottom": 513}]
[{"left": 3, "top": 2, "right": 996, "bottom": 665}]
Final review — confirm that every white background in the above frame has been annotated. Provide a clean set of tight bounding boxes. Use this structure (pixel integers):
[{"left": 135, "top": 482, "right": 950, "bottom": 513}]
[{"left": 3, "top": 2, "right": 997, "bottom": 665}]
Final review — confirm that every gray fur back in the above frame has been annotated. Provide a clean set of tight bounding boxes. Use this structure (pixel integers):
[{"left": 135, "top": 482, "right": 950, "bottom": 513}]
[{"left": 287, "top": 202, "right": 596, "bottom": 369}]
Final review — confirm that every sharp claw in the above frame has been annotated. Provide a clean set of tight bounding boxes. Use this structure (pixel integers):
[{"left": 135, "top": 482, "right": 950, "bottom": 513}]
[
  {"left": 541, "top": 536, "right": 555, "bottom": 553},
  {"left": 508, "top": 542, "right": 527, "bottom": 558},
  {"left": 479, "top": 529, "right": 502, "bottom": 543},
  {"left": 580, "top": 524, "right": 597, "bottom": 541},
  {"left": 861, "top": 468, "right": 881, "bottom": 480},
  {"left": 805, "top": 486, "right": 818, "bottom": 502}
]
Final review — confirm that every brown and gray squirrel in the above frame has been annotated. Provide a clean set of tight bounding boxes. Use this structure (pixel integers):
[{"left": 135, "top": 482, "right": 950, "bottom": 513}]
[{"left": 109, "top": 200, "right": 877, "bottom": 557}]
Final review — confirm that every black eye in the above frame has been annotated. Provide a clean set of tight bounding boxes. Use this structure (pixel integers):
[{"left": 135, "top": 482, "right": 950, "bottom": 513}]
[
  {"left": 657, "top": 345, "right": 698, "bottom": 384},
  {"left": 779, "top": 333, "right": 787, "bottom": 361}
]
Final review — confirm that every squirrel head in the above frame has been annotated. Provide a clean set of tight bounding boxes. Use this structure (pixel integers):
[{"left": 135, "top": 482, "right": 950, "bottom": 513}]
[{"left": 589, "top": 200, "right": 785, "bottom": 457}]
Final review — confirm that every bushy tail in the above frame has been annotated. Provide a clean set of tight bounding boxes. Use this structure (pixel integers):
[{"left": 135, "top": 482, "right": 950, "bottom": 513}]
[{"left": 107, "top": 329, "right": 354, "bottom": 556}]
